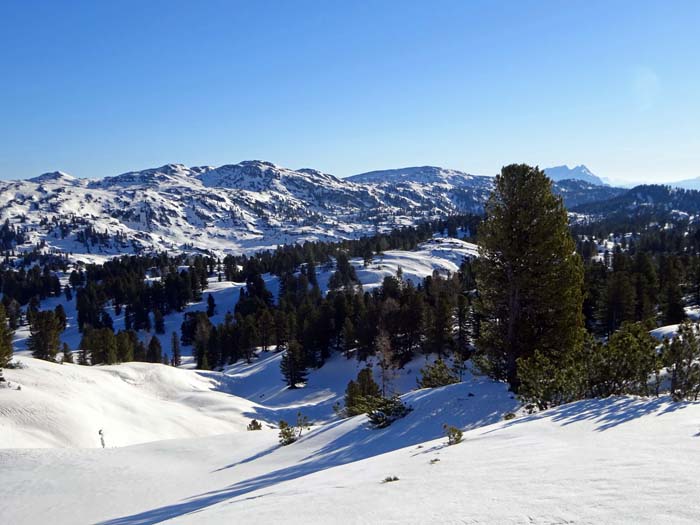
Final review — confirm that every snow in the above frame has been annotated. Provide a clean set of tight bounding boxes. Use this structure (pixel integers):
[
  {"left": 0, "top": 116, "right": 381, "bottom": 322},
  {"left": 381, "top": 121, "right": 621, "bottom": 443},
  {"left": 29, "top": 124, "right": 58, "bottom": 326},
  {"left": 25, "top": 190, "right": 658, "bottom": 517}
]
[
  {"left": 3, "top": 370, "right": 700, "bottom": 524},
  {"left": 0, "top": 357, "right": 263, "bottom": 448},
  {"left": 0, "top": 161, "right": 485, "bottom": 259},
  {"left": 351, "top": 237, "right": 477, "bottom": 290}
]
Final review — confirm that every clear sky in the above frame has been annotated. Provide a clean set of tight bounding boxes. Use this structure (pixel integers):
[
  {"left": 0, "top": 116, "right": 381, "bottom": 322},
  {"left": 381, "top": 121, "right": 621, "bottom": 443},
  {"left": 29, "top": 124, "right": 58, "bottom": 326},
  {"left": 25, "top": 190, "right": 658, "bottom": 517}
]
[{"left": 1, "top": 0, "right": 698, "bottom": 184}]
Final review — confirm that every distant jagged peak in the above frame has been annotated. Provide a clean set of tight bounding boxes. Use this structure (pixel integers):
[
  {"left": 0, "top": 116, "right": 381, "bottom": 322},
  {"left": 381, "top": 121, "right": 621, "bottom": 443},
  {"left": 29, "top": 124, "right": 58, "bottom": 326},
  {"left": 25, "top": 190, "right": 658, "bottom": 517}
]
[
  {"left": 544, "top": 164, "right": 607, "bottom": 186},
  {"left": 28, "top": 171, "right": 77, "bottom": 184},
  {"left": 346, "top": 166, "right": 477, "bottom": 185}
]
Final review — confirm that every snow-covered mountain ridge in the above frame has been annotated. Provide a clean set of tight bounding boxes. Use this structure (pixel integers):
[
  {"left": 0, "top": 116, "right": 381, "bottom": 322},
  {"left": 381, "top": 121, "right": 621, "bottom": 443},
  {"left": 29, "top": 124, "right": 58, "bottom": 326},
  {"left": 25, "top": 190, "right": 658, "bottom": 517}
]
[{"left": 0, "top": 160, "right": 612, "bottom": 257}]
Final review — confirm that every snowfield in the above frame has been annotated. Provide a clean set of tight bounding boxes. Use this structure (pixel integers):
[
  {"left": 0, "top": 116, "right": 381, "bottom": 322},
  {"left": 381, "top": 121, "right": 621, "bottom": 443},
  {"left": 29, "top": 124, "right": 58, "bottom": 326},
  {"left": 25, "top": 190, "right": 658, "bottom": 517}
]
[
  {"left": 0, "top": 358, "right": 262, "bottom": 448},
  {"left": 2, "top": 362, "right": 699, "bottom": 524}
]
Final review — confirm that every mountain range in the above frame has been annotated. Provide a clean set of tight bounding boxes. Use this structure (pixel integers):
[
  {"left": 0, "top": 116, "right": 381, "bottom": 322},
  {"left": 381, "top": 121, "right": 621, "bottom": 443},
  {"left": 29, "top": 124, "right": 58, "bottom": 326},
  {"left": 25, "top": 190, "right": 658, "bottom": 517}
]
[{"left": 0, "top": 160, "right": 675, "bottom": 258}]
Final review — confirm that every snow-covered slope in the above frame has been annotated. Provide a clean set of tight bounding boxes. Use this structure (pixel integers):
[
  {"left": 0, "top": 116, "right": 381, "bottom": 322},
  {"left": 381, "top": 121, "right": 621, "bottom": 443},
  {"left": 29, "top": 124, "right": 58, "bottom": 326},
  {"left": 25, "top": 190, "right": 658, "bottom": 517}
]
[
  {"left": 3, "top": 386, "right": 698, "bottom": 524},
  {"left": 0, "top": 357, "right": 264, "bottom": 448},
  {"left": 347, "top": 165, "right": 482, "bottom": 186},
  {"left": 0, "top": 345, "right": 478, "bottom": 449}
]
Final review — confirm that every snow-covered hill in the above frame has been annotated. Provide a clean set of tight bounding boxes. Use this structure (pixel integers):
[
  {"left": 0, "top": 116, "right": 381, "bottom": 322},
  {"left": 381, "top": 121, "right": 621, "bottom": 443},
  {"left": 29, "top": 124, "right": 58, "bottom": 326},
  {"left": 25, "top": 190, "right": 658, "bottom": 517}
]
[
  {"left": 2, "top": 368, "right": 698, "bottom": 524},
  {"left": 0, "top": 160, "right": 617, "bottom": 259},
  {"left": 0, "top": 358, "right": 262, "bottom": 448}
]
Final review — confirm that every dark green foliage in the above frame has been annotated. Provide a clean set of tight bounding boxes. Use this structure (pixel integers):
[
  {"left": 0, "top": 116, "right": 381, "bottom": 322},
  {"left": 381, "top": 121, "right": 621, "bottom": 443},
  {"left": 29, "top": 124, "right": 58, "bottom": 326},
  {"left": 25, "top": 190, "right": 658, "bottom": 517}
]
[
  {"left": 367, "top": 395, "right": 412, "bottom": 429},
  {"left": 328, "top": 252, "right": 360, "bottom": 291},
  {"left": 344, "top": 367, "right": 382, "bottom": 416},
  {"left": 0, "top": 304, "right": 13, "bottom": 367},
  {"left": 80, "top": 327, "right": 118, "bottom": 365},
  {"left": 28, "top": 310, "right": 61, "bottom": 361},
  {"left": 417, "top": 358, "right": 459, "bottom": 389},
  {"left": 61, "top": 343, "right": 73, "bottom": 364},
  {"left": 147, "top": 336, "right": 163, "bottom": 363},
  {"left": 247, "top": 419, "right": 263, "bottom": 431},
  {"left": 54, "top": 304, "right": 67, "bottom": 331},
  {"left": 116, "top": 330, "right": 136, "bottom": 362},
  {"left": 206, "top": 294, "right": 216, "bottom": 317},
  {"left": 257, "top": 309, "right": 274, "bottom": 352},
  {"left": 280, "top": 340, "right": 307, "bottom": 388},
  {"left": 518, "top": 323, "right": 660, "bottom": 409},
  {"left": 193, "top": 314, "right": 212, "bottom": 369},
  {"left": 663, "top": 320, "right": 700, "bottom": 401},
  {"left": 170, "top": 331, "right": 181, "bottom": 366},
  {"left": 278, "top": 420, "right": 296, "bottom": 445},
  {"left": 476, "top": 164, "right": 584, "bottom": 389},
  {"left": 278, "top": 412, "right": 310, "bottom": 445},
  {"left": 154, "top": 309, "right": 165, "bottom": 334},
  {"left": 443, "top": 424, "right": 463, "bottom": 445},
  {"left": 585, "top": 322, "right": 660, "bottom": 398}
]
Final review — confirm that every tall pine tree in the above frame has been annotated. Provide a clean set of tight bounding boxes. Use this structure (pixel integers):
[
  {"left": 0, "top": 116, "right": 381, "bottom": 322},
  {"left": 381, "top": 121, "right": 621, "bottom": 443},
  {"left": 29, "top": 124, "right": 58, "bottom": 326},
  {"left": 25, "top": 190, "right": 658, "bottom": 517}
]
[
  {"left": 475, "top": 164, "right": 584, "bottom": 389},
  {"left": 28, "top": 310, "right": 61, "bottom": 361},
  {"left": 0, "top": 303, "right": 13, "bottom": 367}
]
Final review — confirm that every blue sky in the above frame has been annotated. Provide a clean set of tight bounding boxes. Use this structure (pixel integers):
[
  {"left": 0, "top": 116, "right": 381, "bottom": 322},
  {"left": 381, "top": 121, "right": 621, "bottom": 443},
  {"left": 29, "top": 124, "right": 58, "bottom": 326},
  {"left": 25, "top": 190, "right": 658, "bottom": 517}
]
[{"left": 1, "top": 0, "right": 698, "bottom": 184}]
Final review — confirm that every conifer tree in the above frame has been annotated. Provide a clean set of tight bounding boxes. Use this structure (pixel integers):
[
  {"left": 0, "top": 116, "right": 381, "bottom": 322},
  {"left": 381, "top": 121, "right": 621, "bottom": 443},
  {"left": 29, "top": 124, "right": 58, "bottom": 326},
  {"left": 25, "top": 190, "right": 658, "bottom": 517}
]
[
  {"left": 257, "top": 309, "right": 274, "bottom": 352},
  {"left": 194, "top": 314, "right": 212, "bottom": 369},
  {"left": 418, "top": 358, "right": 460, "bottom": 388},
  {"left": 375, "top": 330, "right": 395, "bottom": 397},
  {"left": 154, "top": 309, "right": 165, "bottom": 334},
  {"left": 664, "top": 320, "right": 700, "bottom": 400},
  {"left": 206, "top": 294, "right": 216, "bottom": 317},
  {"left": 61, "top": 342, "right": 73, "bottom": 364},
  {"left": 475, "top": 164, "right": 584, "bottom": 389},
  {"left": 170, "top": 331, "right": 181, "bottom": 366},
  {"left": 341, "top": 317, "right": 355, "bottom": 358},
  {"left": 344, "top": 367, "right": 381, "bottom": 416},
  {"left": 28, "top": 310, "right": 61, "bottom": 361},
  {"left": 116, "top": 330, "right": 135, "bottom": 362},
  {"left": 147, "top": 336, "right": 163, "bottom": 363},
  {"left": 0, "top": 303, "right": 13, "bottom": 367},
  {"left": 280, "top": 339, "right": 307, "bottom": 388}
]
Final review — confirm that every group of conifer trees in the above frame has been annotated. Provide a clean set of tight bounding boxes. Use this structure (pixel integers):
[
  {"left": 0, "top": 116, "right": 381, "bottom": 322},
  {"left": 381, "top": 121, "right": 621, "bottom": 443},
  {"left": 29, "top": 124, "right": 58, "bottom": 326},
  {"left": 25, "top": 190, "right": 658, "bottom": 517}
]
[
  {"left": 474, "top": 164, "right": 700, "bottom": 408},
  {"left": 6, "top": 163, "right": 700, "bottom": 410}
]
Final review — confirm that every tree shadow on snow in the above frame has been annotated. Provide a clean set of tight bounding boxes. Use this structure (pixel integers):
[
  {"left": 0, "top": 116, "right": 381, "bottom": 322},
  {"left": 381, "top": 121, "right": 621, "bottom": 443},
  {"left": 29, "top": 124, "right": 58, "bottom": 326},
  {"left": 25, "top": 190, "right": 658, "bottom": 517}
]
[
  {"left": 98, "top": 382, "right": 516, "bottom": 525},
  {"left": 489, "top": 395, "right": 697, "bottom": 435}
]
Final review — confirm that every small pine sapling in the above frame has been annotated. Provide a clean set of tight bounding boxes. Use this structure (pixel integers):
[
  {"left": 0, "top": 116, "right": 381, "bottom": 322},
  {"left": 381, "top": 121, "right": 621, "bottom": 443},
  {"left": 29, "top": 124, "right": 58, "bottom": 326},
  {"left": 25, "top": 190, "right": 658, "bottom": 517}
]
[
  {"left": 443, "top": 424, "right": 463, "bottom": 445},
  {"left": 278, "top": 420, "right": 296, "bottom": 445},
  {"left": 367, "top": 396, "right": 412, "bottom": 429},
  {"left": 247, "top": 419, "right": 263, "bottom": 431}
]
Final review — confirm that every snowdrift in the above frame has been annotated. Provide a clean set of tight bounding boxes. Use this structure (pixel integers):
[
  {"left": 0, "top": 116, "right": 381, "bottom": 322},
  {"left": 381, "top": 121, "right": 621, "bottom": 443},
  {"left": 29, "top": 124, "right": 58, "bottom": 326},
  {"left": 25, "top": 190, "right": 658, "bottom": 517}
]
[{"left": 0, "top": 357, "right": 262, "bottom": 448}]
